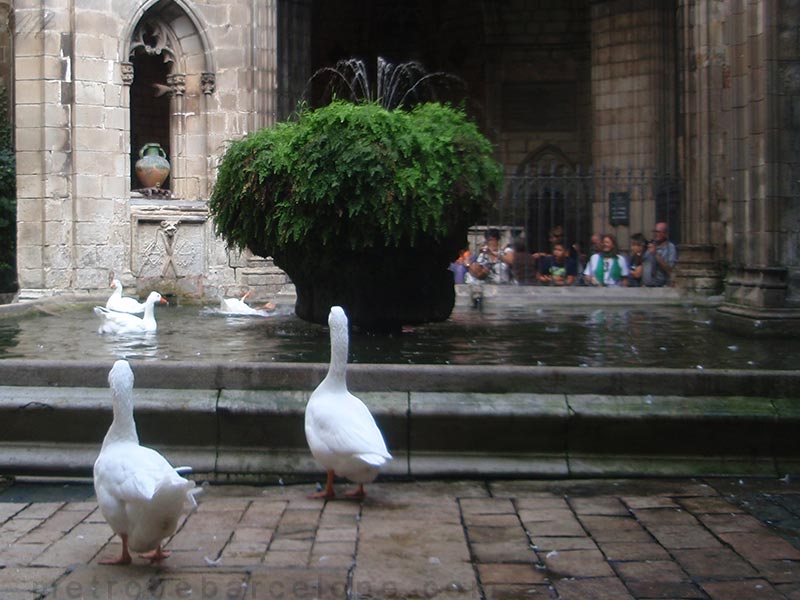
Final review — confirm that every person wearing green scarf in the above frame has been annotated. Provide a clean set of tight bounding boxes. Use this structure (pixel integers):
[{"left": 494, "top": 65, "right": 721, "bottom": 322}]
[{"left": 583, "top": 233, "right": 630, "bottom": 286}]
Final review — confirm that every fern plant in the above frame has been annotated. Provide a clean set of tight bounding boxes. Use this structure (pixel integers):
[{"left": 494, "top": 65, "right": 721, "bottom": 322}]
[
  {"left": 209, "top": 100, "right": 501, "bottom": 328},
  {"left": 211, "top": 101, "right": 500, "bottom": 255}
]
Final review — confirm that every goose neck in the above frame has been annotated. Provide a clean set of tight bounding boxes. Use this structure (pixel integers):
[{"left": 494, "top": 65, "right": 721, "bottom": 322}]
[
  {"left": 103, "top": 387, "right": 139, "bottom": 447},
  {"left": 326, "top": 325, "right": 349, "bottom": 381}
]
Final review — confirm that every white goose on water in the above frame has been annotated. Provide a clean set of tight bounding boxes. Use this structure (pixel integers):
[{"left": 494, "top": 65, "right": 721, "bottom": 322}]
[
  {"left": 305, "top": 306, "right": 392, "bottom": 499},
  {"left": 219, "top": 290, "right": 276, "bottom": 316},
  {"left": 94, "top": 291, "right": 166, "bottom": 334},
  {"left": 93, "top": 360, "right": 198, "bottom": 564},
  {"left": 106, "top": 279, "right": 145, "bottom": 314}
]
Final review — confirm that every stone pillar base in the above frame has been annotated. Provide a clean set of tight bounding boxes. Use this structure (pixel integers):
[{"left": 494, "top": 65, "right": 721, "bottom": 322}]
[
  {"left": 674, "top": 244, "right": 723, "bottom": 295},
  {"left": 717, "top": 266, "right": 800, "bottom": 337},
  {"left": 715, "top": 304, "right": 800, "bottom": 337},
  {"left": 724, "top": 266, "right": 788, "bottom": 308}
]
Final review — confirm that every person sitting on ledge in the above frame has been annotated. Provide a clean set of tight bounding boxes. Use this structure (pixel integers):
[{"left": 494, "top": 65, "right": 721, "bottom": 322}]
[
  {"left": 466, "top": 228, "right": 511, "bottom": 284},
  {"left": 583, "top": 233, "right": 629, "bottom": 287},
  {"left": 449, "top": 248, "right": 473, "bottom": 284},
  {"left": 510, "top": 237, "right": 538, "bottom": 286},
  {"left": 643, "top": 222, "right": 678, "bottom": 287},
  {"left": 538, "top": 241, "right": 577, "bottom": 286},
  {"left": 627, "top": 233, "right": 647, "bottom": 287}
]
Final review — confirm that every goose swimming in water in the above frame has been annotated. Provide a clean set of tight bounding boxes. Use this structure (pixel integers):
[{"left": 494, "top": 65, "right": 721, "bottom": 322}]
[
  {"left": 93, "top": 360, "right": 198, "bottom": 564},
  {"left": 304, "top": 306, "right": 392, "bottom": 499},
  {"left": 219, "top": 290, "right": 276, "bottom": 316},
  {"left": 105, "top": 279, "right": 146, "bottom": 314},
  {"left": 94, "top": 291, "right": 167, "bottom": 334}
]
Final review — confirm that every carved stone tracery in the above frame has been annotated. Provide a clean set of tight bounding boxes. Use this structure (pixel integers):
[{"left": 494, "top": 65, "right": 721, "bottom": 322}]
[
  {"left": 201, "top": 72, "right": 216, "bottom": 95},
  {"left": 167, "top": 73, "right": 186, "bottom": 96},
  {"left": 121, "top": 61, "right": 134, "bottom": 85},
  {"left": 129, "top": 20, "right": 176, "bottom": 64}
]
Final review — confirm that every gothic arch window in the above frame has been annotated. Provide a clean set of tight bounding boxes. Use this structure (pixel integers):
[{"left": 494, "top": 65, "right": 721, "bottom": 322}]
[
  {"left": 128, "top": 20, "right": 175, "bottom": 194},
  {"left": 512, "top": 145, "right": 589, "bottom": 253},
  {"left": 120, "top": 1, "right": 216, "bottom": 200}
]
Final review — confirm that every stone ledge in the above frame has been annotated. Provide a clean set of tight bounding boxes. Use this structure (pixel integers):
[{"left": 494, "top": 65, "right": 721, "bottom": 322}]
[
  {"left": 0, "top": 360, "right": 797, "bottom": 396},
  {"left": 0, "top": 384, "right": 797, "bottom": 481}
]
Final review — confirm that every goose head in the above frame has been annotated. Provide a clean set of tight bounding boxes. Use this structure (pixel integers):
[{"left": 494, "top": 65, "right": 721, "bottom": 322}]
[
  {"left": 109, "top": 359, "right": 134, "bottom": 393},
  {"left": 145, "top": 291, "right": 168, "bottom": 306}
]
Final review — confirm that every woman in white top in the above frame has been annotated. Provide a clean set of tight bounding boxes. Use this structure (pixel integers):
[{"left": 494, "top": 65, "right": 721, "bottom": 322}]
[{"left": 583, "top": 233, "right": 629, "bottom": 287}]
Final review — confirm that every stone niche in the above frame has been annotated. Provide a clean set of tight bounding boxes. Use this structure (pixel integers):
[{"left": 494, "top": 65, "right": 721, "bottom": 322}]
[{"left": 129, "top": 200, "right": 208, "bottom": 296}]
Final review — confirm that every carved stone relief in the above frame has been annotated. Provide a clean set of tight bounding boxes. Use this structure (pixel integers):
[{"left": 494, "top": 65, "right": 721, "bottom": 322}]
[{"left": 131, "top": 212, "right": 207, "bottom": 279}]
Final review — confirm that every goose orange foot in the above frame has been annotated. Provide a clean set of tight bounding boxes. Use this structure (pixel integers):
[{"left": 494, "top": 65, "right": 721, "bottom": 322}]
[
  {"left": 99, "top": 534, "right": 132, "bottom": 565},
  {"left": 140, "top": 546, "right": 170, "bottom": 563},
  {"left": 344, "top": 484, "right": 366, "bottom": 499},
  {"left": 309, "top": 470, "right": 336, "bottom": 499}
]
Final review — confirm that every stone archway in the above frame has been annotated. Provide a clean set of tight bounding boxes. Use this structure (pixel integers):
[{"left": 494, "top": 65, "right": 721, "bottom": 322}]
[
  {"left": 120, "top": 0, "right": 216, "bottom": 200},
  {"left": 510, "top": 145, "right": 589, "bottom": 254}
]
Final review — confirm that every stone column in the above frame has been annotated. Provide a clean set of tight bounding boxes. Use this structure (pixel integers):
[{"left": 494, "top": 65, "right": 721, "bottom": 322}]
[
  {"left": 276, "top": 0, "right": 310, "bottom": 122},
  {"left": 15, "top": 0, "right": 129, "bottom": 297},
  {"left": 14, "top": 0, "right": 70, "bottom": 294},
  {"left": 672, "top": 0, "right": 725, "bottom": 295},
  {"left": 252, "top": 0, "right": 279, "bottom": 129},
  {"left": 712, "top": 0, "right": 800, "bottom": 335},
  {"left": 589, "top": 1, "right": 678, "bottom": 240}
]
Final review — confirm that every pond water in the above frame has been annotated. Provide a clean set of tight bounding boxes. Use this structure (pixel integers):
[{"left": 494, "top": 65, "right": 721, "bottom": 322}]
[{"left": 0, "top": 300, "right": 793, "bottom": 369}]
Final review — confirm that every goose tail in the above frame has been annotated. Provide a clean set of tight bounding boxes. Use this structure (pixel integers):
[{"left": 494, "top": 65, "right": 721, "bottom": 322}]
[
  {"left": 153, "top": 473, "right": 199, "bottom": 510},
  {"left": 357, "top": 452, "right": 392, "bottom": 467}
]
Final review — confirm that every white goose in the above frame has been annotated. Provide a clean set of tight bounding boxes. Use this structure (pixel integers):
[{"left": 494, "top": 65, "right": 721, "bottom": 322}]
[
  {"left": 94, "top": 291, "right": 167, "bottom": 334},
  {"left": 305, "top": 306, "right": 392, "bottom": 498},
  {"left": 93, "top": 360, "right": 198, "bottom": 564},
  {"left": 219, "top": 290, "right": 275, "bottom": 316},
  {"left": 106, "top": 279, "right": 145, "bottom": 314}
]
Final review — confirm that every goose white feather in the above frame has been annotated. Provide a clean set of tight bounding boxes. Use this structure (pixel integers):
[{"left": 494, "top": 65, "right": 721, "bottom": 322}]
[
  {"left": 305, "top": 306, "right": 392, "bottom": 498},
  {"left": 94, "top": 291, "right": 166, "bottom": 334},
  {"left": 106, "top": 279, "right": 145, "bottom": 314},
  {"left": 93, "top": 360, "right": 198, "bottom": 564},
  {"left": 219, "top": 290, "right": 274, "bottom": 316}
]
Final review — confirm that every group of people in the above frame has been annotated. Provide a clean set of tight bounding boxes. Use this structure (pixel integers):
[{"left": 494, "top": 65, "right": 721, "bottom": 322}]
[{"left": 450, "top": 223, "right": 678, "bottom": 288}]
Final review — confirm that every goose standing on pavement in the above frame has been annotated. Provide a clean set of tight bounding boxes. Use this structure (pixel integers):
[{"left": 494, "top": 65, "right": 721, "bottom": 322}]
[
  {"left": 93, "top": 360, "right": 198, "bottom": 564},
  {"left": 94, "top": 291, "right": 167, "bottom": 334},
  {"left": 305, "top": 306, "right": 392, "bottom": 499},
  {"left": 106, "top": 279, "right": 145, "bottom": 314}
]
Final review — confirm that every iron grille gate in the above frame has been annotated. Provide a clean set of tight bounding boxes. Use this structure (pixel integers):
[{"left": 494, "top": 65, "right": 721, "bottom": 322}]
[{"left": 467, "top": 166, "right": 681, "bottom": 260}]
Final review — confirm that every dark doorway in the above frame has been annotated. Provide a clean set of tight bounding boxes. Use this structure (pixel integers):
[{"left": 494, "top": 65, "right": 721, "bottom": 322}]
[{"left": 130, "top": 53, "right": 171, "bottom": 190}]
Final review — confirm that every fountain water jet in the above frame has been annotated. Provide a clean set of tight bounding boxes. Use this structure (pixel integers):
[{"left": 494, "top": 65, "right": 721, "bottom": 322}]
[{"left": 304, "top": 57, "right": 469, "bottom": 110}]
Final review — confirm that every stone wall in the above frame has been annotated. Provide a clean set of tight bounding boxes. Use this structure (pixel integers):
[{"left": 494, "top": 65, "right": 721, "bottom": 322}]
[
  {"left": 13, "top": 0, "right": 290, "bottom": 303},
  {"left": 589, "top": 1, "right": 677, "bottom": 241}
]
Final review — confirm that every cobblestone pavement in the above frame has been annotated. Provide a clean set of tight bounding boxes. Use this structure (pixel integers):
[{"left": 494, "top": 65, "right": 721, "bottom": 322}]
[{"left": 0, "top": 477, "right": 798, "bottom": 599}]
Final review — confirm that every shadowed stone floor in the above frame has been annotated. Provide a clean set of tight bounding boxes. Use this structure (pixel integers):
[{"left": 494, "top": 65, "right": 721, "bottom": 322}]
[{"left": 0, "top": 477, "right": 798, "bottom": 599}]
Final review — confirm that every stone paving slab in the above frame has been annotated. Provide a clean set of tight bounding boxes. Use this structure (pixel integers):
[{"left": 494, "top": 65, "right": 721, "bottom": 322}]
[{"left": 0, "top": 477, "right": 798, "bottom": 599}]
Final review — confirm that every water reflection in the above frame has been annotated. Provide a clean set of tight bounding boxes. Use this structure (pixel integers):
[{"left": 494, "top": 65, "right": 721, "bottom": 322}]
[{"left": 0, "top": 302, "right": 793, "bottom": 369}]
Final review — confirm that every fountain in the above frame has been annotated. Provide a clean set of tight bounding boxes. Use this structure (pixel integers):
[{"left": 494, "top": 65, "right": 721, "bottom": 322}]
[
  {"left": 304, "top": 57, "right": 469, "bottom": 110},
  {"left": 2, "top": 57, "right": 797, "bottom": 482},
  {"left": 209, "top": 57, "right": 500, "bottom": 331}
]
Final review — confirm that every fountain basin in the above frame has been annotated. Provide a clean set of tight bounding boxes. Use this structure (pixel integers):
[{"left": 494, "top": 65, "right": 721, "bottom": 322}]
[
  {"left": 1, "top": 288, "right": 797, "bottom": 481},
  {"left": 0, "top": 287, "right": 795, "bottom": 369}
]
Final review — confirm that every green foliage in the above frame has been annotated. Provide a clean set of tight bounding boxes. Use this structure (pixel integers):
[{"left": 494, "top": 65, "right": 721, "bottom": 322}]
[
  {"left": 209, "top": 101, "right": 501, "bottom": 258},
  {"left": 0, "top": 82, "right": 16, "bottom": 292}
]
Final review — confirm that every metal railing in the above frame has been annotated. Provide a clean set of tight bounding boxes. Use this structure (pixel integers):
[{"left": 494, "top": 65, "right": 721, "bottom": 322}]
[{"left": 468, "top": 166, "right": 681, "bottom": 256}]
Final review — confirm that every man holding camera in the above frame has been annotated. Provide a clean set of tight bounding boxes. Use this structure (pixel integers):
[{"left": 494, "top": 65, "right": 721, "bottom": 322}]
[
  {"left": 643, "top": 222, "right": 678, "bottom": 287},
  {"left": 466, "top": 228, "right": 512, "bottom": 284}
]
